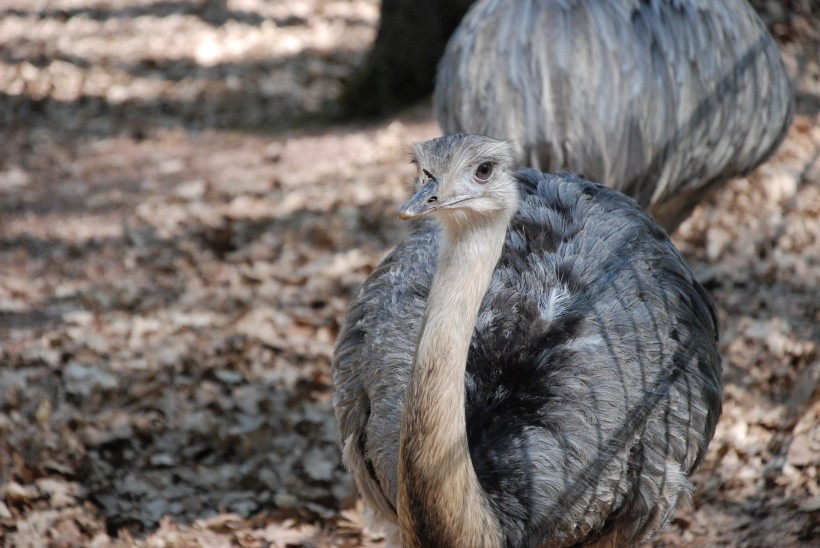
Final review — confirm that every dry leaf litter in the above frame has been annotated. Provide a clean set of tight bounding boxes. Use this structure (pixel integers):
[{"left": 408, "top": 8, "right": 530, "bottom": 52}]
[{"left": 0, "top": 0, "right": 818, "bottom": 546}]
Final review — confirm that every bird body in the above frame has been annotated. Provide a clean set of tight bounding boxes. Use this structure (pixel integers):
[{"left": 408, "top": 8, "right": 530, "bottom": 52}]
[
  {"left": 333, "top": 134, "right": 722, "bottom": 546},
  {"left": 434, "top": 0, "right": 794, "bottom": 230}
]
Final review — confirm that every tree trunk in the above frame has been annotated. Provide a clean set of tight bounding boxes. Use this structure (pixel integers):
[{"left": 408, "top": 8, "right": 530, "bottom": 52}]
[{"left": 340, "top": 0, "right": 475, "bottom": 117}]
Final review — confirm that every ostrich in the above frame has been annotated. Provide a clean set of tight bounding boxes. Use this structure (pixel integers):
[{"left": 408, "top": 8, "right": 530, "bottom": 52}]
[
  {"left": 434, "top": 0, "right": 794, "bottom": 231},
  {"left": 332, "top": 134, "right": 722, "bottom": 546}
]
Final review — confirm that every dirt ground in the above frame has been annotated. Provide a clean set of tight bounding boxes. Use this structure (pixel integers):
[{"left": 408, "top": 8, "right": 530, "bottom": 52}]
[{"left": 0, "top": 0, "right": 818, "bottom": 546}]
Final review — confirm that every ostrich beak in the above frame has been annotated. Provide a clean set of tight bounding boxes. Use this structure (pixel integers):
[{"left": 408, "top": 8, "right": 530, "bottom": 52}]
[{"left": 398, "top": 178, "right": 440, "bottom": 220}]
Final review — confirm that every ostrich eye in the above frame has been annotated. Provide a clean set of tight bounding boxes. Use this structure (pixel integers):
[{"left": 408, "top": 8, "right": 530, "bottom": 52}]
[{"left": 474, "top": 162, "right": 494, "bottom": 182}]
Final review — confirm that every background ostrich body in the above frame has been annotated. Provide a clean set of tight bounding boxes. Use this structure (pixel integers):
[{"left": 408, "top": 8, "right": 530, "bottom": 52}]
[
  {"left": 434, "top": 0, "right": 794, "bottom": 230},
  {"left": 333, "top": 168, "right": 722, "bottom": 546}
]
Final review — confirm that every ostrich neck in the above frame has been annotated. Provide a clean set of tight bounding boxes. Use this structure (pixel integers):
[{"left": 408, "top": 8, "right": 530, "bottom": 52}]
[{"left": 397, "top": 215, "right": 510, "bottom": 547}]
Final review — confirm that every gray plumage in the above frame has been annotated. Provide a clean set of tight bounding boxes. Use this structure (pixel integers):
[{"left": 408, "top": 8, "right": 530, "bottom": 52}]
[
  {"left": 434, "top": 0, "right": 794, "bottom": 230},
  {"left": 333, "top": 134, "right": 722, "bottom": 546}
]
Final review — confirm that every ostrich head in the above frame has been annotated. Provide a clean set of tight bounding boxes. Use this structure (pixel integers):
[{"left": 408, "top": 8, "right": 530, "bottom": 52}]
[{"left": 399, "top": 134, "right": 519, "bottom": 227}]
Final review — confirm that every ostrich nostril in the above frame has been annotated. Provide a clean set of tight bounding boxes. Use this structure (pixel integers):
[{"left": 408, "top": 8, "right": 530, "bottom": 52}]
[{"left": 427, "top": 196, "right": 438, "bottom": 204}]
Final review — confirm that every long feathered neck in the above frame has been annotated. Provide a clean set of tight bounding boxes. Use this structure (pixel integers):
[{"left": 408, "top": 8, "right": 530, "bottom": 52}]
[{"left": 397, "top": 211, "right": 512, "bottom": 547}]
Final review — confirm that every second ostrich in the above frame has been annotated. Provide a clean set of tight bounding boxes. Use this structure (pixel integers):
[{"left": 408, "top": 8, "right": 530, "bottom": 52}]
[
  {"left": 434, "top": 0, "right": 794, "bottom": 231},
  {"left": 333, "top": 134, "right": 722, "bottom": 546}
]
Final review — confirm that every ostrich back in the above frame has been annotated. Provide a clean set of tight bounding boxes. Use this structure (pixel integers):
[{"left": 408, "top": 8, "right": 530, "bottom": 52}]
[
  {"left": 332, "top": 170, "right": 722, "bottom": 546},
  {"left": 434, "top": 0, "right": 794, "bottom": 230}
]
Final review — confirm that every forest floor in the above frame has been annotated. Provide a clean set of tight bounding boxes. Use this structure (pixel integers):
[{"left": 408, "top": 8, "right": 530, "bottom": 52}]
[{"left": 0, "top": 0, "right": 818, "bottom": 546}]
